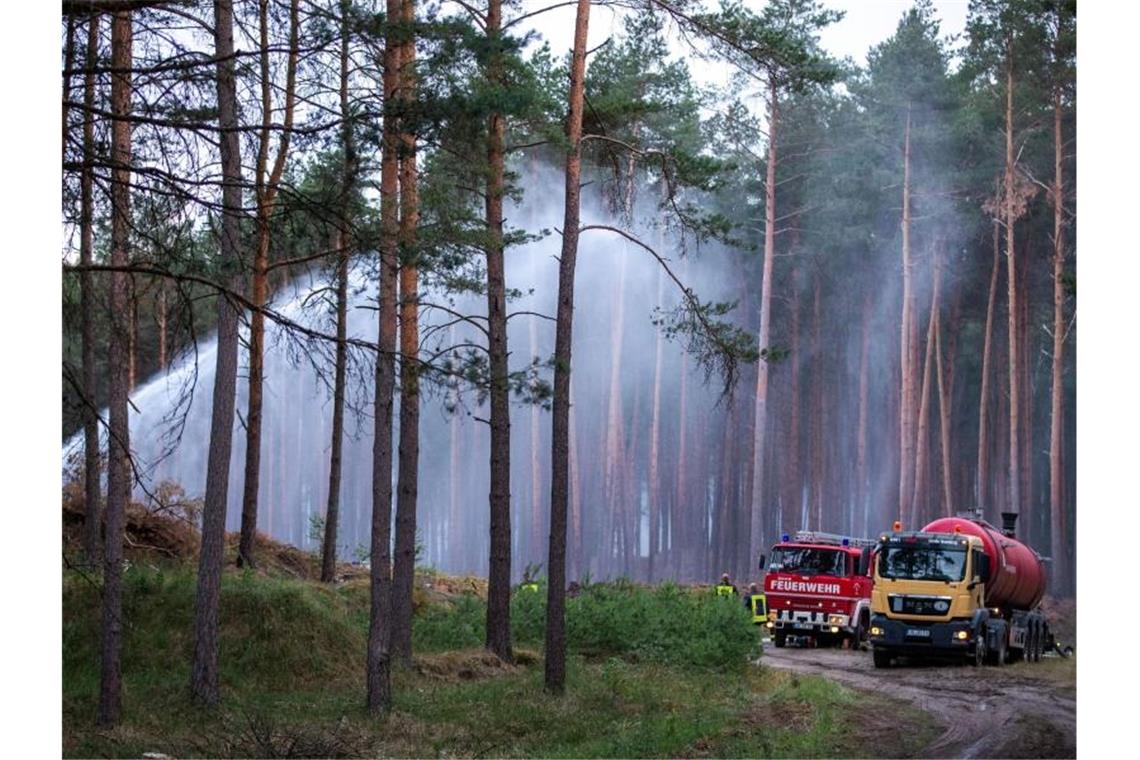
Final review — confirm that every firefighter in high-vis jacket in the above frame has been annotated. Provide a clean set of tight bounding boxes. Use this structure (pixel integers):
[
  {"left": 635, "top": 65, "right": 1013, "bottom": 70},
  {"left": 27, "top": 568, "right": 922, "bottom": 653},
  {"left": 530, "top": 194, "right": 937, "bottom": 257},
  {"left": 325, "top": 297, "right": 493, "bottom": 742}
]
[
  {"left": 744, "top": 582, "right": 767, "bottom": 625},
  {"left": 715, "top": 573, "right": 738, "bottom": 598}
]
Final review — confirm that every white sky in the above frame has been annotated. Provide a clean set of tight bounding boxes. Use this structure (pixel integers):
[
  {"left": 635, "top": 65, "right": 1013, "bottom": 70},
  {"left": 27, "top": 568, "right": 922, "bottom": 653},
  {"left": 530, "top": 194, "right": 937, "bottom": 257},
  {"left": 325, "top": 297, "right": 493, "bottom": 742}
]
[{"left": 527, "top": 0, "right": 970, "bottom": 80}]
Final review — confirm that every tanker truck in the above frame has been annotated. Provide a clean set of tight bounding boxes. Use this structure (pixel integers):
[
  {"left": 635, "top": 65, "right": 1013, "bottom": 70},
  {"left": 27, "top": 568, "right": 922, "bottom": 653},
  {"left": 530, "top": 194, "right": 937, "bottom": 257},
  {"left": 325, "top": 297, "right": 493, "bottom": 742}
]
[{"left": 868, "top": 511, "right": 1053, "bottom": 668}]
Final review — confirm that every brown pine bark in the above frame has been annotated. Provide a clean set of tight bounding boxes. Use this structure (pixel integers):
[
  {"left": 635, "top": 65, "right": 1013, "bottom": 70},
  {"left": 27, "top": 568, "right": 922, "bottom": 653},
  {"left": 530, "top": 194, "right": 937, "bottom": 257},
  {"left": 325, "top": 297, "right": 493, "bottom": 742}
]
[
  {"left": 782, "top": 268, "right": 801, "bottom": 535},
  {"left": 810, "top": 273, "right": 823, "bottom": 530},
  {"left": 483, "top": 0, "right": 513, "bottom": 664},
  {"left": 897, "top": 107, "right": 915, "bottom": 524},
  {"left": 81, "top": 13, "right": 103, "bottom": 568},
  {"left": 603, "top": 247, "right": 628, "bottom": 574},
  {"left": 1048, "top": 91, "right": 1068, "bottom": 593},
  {"left": 238, "top": 0, "right": 300, "bottom": 568},
  {"left": 749, "top": 78, "right": 779, "bottom": 562},
  {"left": 320, "top": 0, "right": 357, "bottom": 584},
  {"left": 366, "top": 0, "right": 402, "bottom": 714},
  {"left": 647, "top": 265, "right": 664, "bottom": 581},
  {"left": 911, "top": 252, "right": 941, "bottom": 527},
  {"left": 977, "top": 220, "right": 1000, "bottom": 514},
  {"left": 392, "top": 0, "right": 420, "bottom": 665},
  {"left": 191, "top": 0, "right": 243, "bottom": 707},
  {"left": 98, "top": 8, "right": 132, "bottom": 727},
  {"left": 545, "top": 0, "right": 589, "bottom": 695},
  {"left": 855, "top": 296, "right": 870, "bottom": 536},
  {"left": 1003, "top": 54, "right": 1021, "bottom": 520},
  {"left": 934, "top": 255, "right": 953, "bottom": 517}
]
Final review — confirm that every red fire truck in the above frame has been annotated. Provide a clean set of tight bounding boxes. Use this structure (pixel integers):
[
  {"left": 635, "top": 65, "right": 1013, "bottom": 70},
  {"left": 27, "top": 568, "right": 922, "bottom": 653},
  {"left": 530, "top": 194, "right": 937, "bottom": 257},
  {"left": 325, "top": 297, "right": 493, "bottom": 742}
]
[{"left": 760, "top": 531, "right": 878, "bottom": 648}]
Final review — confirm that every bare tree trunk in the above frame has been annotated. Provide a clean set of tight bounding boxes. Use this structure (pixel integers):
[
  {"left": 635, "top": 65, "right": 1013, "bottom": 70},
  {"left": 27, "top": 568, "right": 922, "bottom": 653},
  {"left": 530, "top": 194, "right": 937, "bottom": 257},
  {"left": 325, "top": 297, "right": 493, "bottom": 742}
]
[
  {"left": 782, "top": 268, "right": 801, "bottom": 534},
  {"left": 1004, "top": 56, "right": 1021, "bottom": 520},
  {"left": 911, "top": 253, "right": 940, "bottom": 527},
  {"left": 977, "top": 220, "right": 1000, "bottom": 513},
  {"left": 1048, "top": 91, "right": 1068, "bottom": 594},
  {"left": 483, "top": 0, "right": 513, "bottom": 664},
  {"left": 81, "top": 13, "right": 103, "bottom": 568},
  {"left": 392, "top": 0, "right": 420, "bottom": 665},
  {"left": 603, "top": 247, "right": 628, "bottom": 574},
  {"left": 856, "top": 296, "right": 870, "bottom": 536},
  {"left": 545, "top": 0, "right": 589, "bottom": 695},
  {"left": 749, "top": 79, "right": 779, "bottom": 563},
  {"left": 320, "top": 0, "right": 357, "bottom": 585},
  {"left": 936, "top": 274, "right": 953, "bottom": 517},
  {"left": 647, "top": 266, "right": 664, "bottom": 581},
  {"left": 155, "top": 281, "right": 167, "bottom": 371},
  {"left": 898, "top": 107, "right": 914, "bottom": 524},
  {"left": 366, "top": 0, "right": 402, "bottom": 715},
  {"left": 239, "top": 0, "right": 300, "bottom": 569},
  {"left": 810, "top": 273, "right": 823, "bottom": 530},
  {"left": 191, "top": 0, "right": 243, "bottom": 708},
  {"left": 97, "top": 9, "right": 132, "bottom": 727}
]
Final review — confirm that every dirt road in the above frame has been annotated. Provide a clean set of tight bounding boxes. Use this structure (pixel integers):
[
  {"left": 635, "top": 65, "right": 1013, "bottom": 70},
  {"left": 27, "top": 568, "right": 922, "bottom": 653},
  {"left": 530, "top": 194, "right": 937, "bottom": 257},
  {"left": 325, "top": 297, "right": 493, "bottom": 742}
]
[{"left": 762, "top": 645, "right": 1076, "bottom": 758}]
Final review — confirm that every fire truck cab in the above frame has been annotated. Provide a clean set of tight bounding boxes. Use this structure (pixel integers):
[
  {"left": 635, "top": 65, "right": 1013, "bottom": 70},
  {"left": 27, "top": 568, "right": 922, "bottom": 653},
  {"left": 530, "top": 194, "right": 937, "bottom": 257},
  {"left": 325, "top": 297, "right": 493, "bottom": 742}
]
[{"left": 760, "top": 531, "right": 877, "bottom": 648}]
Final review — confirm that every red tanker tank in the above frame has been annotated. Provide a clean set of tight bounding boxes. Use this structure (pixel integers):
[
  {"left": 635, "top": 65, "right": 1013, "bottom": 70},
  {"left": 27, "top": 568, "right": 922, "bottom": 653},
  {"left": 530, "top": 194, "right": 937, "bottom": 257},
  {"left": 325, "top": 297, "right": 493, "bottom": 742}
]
[{"left": 922, "top": 515, "right": 1047, "bottom": 610}]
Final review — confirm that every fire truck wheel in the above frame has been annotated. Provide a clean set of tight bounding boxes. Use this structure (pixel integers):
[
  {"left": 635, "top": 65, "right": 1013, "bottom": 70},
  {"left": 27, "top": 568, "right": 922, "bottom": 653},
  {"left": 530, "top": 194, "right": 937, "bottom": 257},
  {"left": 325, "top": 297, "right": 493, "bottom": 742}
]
[
  {"left": 872, "top": 648, "right": 891, "bottom": 668},
  {"left": 774, "top": 630, "right": 787, "bottom": 648},
  {"left": 853, "top": 618, "right": 868, "bottom": 651}
]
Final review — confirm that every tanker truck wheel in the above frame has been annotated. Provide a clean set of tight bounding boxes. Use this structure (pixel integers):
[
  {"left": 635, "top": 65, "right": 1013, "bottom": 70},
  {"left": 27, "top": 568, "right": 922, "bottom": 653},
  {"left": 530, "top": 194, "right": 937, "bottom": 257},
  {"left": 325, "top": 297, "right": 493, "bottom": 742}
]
[
  {"left": 970, "top": 634, "right": 986, "bottom": 667},
  {"left": 873, "top": 648, "right": 892, "bottom": 669},
  {"left": 987, "top": 634, "right": 1006, "bottom": 667}
]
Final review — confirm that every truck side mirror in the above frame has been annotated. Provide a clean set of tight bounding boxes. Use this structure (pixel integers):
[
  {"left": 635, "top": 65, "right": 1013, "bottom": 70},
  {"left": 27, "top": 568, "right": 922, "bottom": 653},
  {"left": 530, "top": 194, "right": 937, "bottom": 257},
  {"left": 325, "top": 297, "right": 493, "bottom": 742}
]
[
  {"left": 859, "top": 546, "right": 873, "bottom": 576},
  {"left": 757, "top": 554, "right": 766, "bottom": 571}
]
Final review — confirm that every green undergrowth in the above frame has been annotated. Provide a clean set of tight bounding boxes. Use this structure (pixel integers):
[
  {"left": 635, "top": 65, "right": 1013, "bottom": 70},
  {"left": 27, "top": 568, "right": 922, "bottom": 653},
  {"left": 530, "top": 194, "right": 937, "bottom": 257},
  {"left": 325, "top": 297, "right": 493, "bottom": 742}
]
[{"left": 64, "top": 567, "right": 931, "bottom": 758}]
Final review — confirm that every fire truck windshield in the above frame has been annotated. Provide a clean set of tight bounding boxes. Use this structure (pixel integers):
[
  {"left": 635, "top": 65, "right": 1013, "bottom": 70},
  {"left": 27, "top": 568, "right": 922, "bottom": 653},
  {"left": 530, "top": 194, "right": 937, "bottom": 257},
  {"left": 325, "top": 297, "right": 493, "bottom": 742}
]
[
  {"left": 879, "top": 545, "right": 967, "bottom": 582},
  {"left": 768, "top": 548, "right": 847, "bottom": 577}
]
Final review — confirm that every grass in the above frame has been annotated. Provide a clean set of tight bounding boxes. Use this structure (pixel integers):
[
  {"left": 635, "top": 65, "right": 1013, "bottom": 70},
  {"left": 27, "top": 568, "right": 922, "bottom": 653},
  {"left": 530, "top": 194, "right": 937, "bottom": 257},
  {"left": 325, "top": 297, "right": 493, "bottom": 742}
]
[{"left": 63, "top": 566, "right": 934, "bottom": 758}]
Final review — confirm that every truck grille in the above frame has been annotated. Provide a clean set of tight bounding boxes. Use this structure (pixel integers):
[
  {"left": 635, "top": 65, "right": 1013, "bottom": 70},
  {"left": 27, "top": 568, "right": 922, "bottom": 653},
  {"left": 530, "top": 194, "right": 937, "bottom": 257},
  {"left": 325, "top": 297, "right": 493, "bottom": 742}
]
[{"left": 889, "top": 595, "right": 951, "bottom": 616}]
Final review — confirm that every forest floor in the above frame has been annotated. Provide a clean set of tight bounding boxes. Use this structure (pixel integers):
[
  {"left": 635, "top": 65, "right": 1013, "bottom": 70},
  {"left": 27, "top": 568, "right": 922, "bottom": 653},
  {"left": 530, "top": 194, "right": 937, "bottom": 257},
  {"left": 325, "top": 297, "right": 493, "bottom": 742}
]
[{"left": 763, "top": 643, "right": 1076, "bottom": 759}]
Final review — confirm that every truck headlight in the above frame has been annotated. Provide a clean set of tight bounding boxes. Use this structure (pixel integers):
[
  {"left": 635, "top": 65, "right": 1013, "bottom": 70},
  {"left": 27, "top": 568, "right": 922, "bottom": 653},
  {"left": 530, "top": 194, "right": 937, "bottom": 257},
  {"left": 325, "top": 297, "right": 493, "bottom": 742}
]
[
  {"left": 956, "top": 630, "right": 969, "bottom": 640},
  {"left": 870, "top": 626, "right": 883, "bottom": 636}
]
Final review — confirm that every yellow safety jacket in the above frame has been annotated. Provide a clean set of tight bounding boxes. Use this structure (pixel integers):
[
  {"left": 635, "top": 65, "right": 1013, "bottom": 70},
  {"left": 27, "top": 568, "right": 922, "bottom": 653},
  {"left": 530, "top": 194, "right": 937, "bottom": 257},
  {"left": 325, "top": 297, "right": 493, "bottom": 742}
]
[
  {"left": 749, "top": 593, "right": 767, "bottom": 624},
  {"left": 520, "top": 582, "right": 539, "bottom": 593},
  {"left": 715, "top": 584, "right": 736, "bottom": 597}
]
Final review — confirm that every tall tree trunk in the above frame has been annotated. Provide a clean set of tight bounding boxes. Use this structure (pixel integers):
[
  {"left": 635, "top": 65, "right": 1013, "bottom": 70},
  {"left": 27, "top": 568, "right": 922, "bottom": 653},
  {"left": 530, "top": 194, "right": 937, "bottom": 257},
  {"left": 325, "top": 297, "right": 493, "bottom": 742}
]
[
  {"left": 366, "top": 0, "right": 402, "bottom": 715},
  {"left": 935, "top": 263, "right": 953, "bottom": 517},
  {"left": 239, "top": 0, "right": 300, "bottom": 568},
  {"left": 191, "top": 0, "right": 243, "bottom": 708},
  {"left": 1004, "top": 54, "right": 1021, "bottom": 520},
  {"left": 98, "top": 8, "right": 132, "bottom": 727},
  {"left": 155, "top": 281, "right": 167, "bottom": 371},
  {"left": 545, "top": 0, "right": 589, "bottom": 695},
  {"left": 1048, "top": 91, "right": 1068, "bottom": 594},
  {"left": 81, "top": 13, "right": 103, "bottom": 568},
  {"left": 898, "top": 107, "right": 914, "bottom": 524},
  {"left": 977, "top": 220, "right": 1000, "bottom": 514},
  {"left": 647, "top": 266, "right": 664, "bottom": 581},
  {"left": 603, "top": 247, "right": 628, "bottom": 575},
  {"left": 911, "top": 253, "right": 940, "bottom": 527},
  {"left": 782, "top": 268, "right": 801, "bottom": 535},
  {"left": 484, "top": 0, "right": 513, "bottom": 664},
  {"left": 393, "top": 0, "right": 420, "bottom": 665},
  {"left": 810, "top": 273, "right": 823, "bottom": 530},
  {"left": 749, "top": 79, "right": 779, "bottom": 563},
  {"left": 856, "top": 296, "right": 870, "bottom": 537},
  {"left": 320, "top": 0, "right": 357, "bottom": 585}
]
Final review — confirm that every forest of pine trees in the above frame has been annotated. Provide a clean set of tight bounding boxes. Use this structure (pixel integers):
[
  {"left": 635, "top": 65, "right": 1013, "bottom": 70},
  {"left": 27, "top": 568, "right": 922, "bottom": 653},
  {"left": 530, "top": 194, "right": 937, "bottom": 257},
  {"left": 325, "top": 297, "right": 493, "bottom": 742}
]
[{"left": 61, "top": 0, "right": 1075, "bottom": 720}]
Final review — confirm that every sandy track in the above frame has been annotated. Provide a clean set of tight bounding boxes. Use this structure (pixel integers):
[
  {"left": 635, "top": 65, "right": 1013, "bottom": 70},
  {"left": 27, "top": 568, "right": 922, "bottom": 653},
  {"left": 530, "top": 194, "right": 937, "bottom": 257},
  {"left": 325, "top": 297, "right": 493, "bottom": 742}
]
[{"left": 761, "top": 645, "right": 1075, "bottom": 758}]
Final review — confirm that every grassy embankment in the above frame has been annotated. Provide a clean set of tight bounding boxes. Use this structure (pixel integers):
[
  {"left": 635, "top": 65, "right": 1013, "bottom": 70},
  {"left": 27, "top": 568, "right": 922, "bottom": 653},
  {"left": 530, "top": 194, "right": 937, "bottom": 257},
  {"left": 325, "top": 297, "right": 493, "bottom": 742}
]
[{"left": 63, "top": 558, "right": 939, "bottom": 758}]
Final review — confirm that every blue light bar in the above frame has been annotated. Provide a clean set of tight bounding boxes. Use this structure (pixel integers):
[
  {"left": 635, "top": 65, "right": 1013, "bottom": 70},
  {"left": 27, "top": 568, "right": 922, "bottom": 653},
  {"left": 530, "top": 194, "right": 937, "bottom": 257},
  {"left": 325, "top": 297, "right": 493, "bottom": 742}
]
[
  {"left": 842, "top": 538, "right": 850, "bottom": 547},
  {"left": 781, "top": 534, "right": 790, "bottom": 542}
]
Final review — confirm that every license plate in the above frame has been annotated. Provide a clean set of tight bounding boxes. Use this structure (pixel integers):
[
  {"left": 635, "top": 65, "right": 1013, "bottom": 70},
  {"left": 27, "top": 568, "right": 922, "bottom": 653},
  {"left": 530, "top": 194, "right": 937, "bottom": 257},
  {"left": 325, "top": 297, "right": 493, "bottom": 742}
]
[
  {"left": 794, "top": 623, "right": 813, "bottom": 630},
  {"left": 907, "top": 628, "right": 931, "bottom": 638}
]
